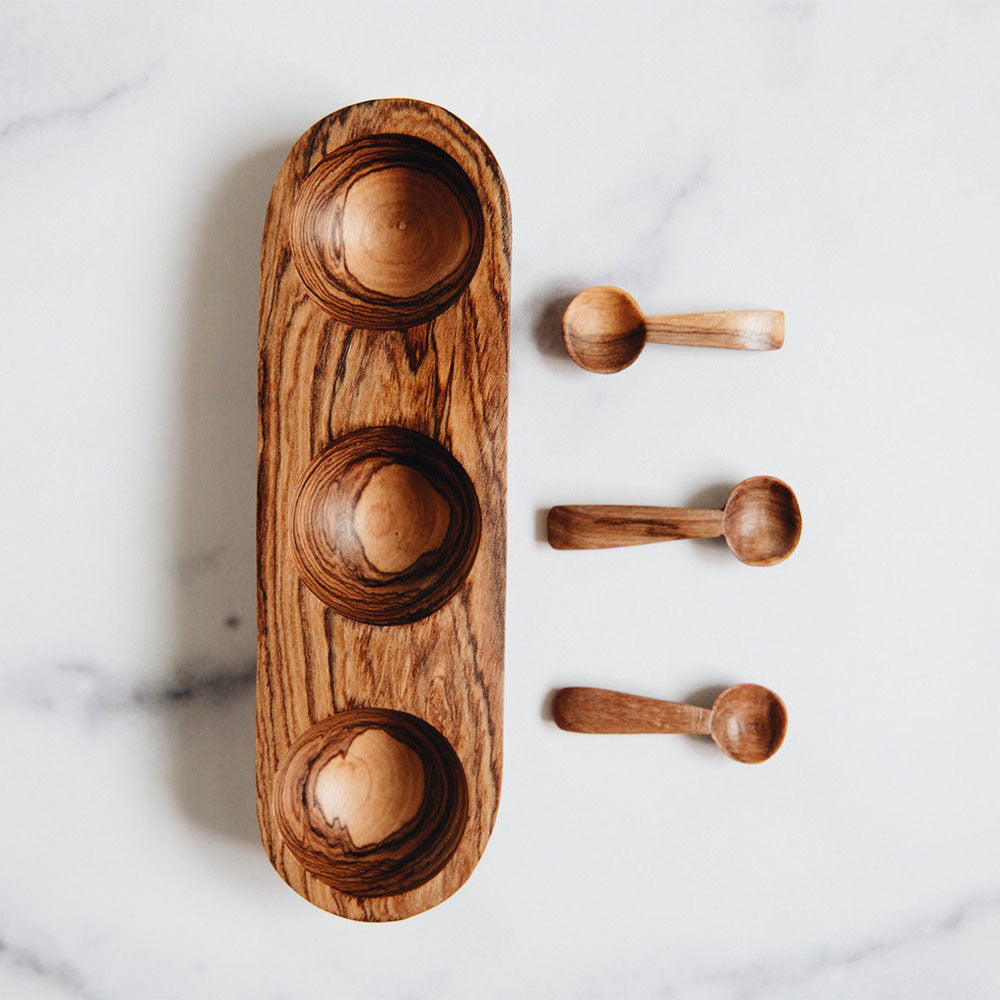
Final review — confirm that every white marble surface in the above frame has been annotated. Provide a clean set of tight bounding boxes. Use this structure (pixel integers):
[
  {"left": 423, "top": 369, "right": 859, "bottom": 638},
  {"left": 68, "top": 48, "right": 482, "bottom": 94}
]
[{"left": 3, "top": 2, "right": 1000, "bottom": 997}]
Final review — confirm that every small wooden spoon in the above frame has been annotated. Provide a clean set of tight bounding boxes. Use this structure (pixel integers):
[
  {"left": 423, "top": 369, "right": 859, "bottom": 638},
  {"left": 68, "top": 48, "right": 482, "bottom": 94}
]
[
  {"left": 548, "top": 476, "right": 801, "bottom": 566},
  {"left": 553, "top": 684, "right": 787, "bottom": 763},
  {"left": 562, "top": 286, "right": 784, "bottom": 373}
]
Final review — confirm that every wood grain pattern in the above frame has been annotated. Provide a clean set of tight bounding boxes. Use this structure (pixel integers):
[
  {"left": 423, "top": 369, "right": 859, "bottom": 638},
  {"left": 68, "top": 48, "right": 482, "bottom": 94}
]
[
  {"left": 553, "top": 687, "right": 710, "bottom": 735},
  {"left": 547, "top": 506, "right": 724, "bottom": 549},
  {"left": 562, "top": 286, "right": 783, "bottom": 373},
  {"left": 644, "top": 312, "right": 784, "bottom": 350},
  {"left": 257, "top": 99, "right": 510, "bottom": 921},
  {"left": 548, "top": 476, "right": 801, "bottom": 566},
  {"left": 553, "top": 685, "right": 787, "bottom": 764}
]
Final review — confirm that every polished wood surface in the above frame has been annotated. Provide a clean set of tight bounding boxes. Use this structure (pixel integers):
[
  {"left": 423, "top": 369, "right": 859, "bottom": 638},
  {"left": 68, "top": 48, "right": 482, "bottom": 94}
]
[
  {"left": 562, "top": 286, "right": 784, "bottom": 373},
  {"left": 553, "top": 685, "right": 787, "bottom": 763},
  {"left": 548, "top": 476, "right": 801, "bottom": 566},
  {"left": 257, "top": 99, "right": 510, "bottom": 921}
]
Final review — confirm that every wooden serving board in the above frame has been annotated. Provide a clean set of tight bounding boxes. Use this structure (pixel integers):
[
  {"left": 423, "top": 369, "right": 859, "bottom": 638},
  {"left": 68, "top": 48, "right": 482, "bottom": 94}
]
[{"left": 256, "top": 99, "right": 509, "bottom": 921}]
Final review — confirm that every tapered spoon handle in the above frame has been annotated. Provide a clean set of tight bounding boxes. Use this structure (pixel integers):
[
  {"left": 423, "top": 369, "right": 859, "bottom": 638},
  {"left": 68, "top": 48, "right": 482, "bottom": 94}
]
[
  {"left": 553, "top": 688, "right": 712, "bottom": 734},
  {"left": 547, "top": 505, "right": 724, "bottom": 550},
  {"left": 644, "top": 311, "right": 784, "bottom": 350}
]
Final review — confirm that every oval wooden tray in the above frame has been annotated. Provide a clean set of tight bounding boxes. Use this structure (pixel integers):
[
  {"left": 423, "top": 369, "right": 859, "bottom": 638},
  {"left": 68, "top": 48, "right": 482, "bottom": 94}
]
[{"left": 256, "top": 99, "right": 509, "bottom": 921}]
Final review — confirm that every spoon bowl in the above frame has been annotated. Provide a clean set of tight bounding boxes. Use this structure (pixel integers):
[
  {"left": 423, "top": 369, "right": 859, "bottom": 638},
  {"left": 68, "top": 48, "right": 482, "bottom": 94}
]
[
  {"left": 293, "top": 426, "right": 481, "bottom": 625},
  {"left": 290, "top": 134, "right": 485, "bottom": 329},
  {"left": 722, "top": 476, "right": 802, "bottom": 566},
  {"left": 274, "top": 709, "right": 468, "bottom": 896},
  {"left": 709, "top": 684, "right": 788, "bottom": 763},
  {"left": 562, "top": 286, "right": 647, "bottom": 373}
]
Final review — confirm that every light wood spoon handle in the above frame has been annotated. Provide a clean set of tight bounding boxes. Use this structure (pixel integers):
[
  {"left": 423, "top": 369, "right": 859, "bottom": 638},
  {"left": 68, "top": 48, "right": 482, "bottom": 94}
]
[
  {"left": 553, "top": 688, "right": 711, "bottom": 734},
  {"left": 547, "top": 505, "right": 724, "bottom": 550},
  {"left": 644, "top": 311, "right": 784, "bottom": 350}
]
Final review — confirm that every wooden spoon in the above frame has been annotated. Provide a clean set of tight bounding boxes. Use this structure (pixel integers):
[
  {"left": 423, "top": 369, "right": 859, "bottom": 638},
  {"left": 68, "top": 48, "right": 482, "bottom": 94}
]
[
  {"left": 547, "top": 476, "right": 801, "bottom": 566},
  {"left": 553, "top": 685, "right": 787, "bottom": 763},
  {"left": 562, "top": 286, "right": 784, "bottom": 373}
]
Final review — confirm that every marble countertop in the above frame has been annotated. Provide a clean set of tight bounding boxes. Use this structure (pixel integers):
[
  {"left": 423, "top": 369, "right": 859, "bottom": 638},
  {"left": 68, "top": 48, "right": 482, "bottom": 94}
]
[{"left": 2, "top": 3, "right": 999, "bottom": 997}]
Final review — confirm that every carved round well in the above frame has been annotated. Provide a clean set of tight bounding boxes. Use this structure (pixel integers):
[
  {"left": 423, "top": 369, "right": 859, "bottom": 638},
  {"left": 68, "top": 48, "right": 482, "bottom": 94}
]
[
  {"left": 292, "top": 426, "right": 481, "bottom": 625},
  {"left": 274, "top": 710, "right": 469, "bottom": 897},
  {"left": 290, "top": 134, "right": 485, "bottom": 329}
]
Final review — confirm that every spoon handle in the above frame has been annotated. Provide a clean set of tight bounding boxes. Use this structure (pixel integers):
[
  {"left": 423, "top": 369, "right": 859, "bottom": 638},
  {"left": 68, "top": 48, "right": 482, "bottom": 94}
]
[
  {"left": 644, "top": 311, "right": 784, "bottom": 351},
  {"left": 547, "top": 505, "right": 723, "bottom": 549},
  {"left": 553, "top": 688, "right": 711, "bottom": 734}
]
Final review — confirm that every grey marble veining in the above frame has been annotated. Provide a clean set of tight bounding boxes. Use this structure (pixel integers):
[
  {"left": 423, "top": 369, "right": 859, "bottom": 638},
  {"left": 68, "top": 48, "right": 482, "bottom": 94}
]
[
  {"left": 696, "top": 890, "right": 1000, "bottom": 998},
  {"left": 0, "top": 934, "right": 93, "bottom": 1000},
  {"left": 0, "top": 74, "right": 151, "bottom": 142},
  {"left": 5, "top": 659, "right": 255, "bottom": 717}
]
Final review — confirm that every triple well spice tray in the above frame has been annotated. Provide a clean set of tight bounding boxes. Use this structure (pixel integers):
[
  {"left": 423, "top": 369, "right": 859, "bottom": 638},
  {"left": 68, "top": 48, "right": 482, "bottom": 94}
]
[{"left": 256, "top": 99, "right": 509, "bottom": 922}]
